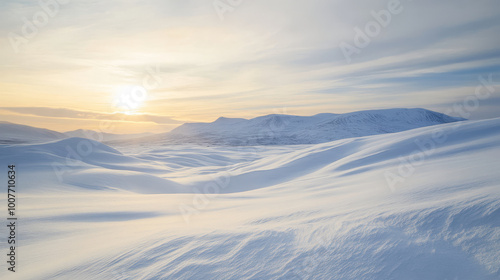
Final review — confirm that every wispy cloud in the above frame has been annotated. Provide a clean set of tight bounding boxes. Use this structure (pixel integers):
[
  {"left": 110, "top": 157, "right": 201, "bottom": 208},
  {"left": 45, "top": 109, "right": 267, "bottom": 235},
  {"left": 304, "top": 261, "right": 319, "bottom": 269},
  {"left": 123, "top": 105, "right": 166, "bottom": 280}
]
[
  {"left": 0, "top": 0, "right": 499, "bottom": 132},
  {"left": 0, "top": 107, "right": 181, "bottom": 124}
]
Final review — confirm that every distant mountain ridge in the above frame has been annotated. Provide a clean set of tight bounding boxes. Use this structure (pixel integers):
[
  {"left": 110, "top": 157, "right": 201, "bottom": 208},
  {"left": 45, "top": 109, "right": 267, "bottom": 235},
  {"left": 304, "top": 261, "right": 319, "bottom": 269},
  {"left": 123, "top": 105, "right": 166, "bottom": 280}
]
[
  {"left": 0, "top": 122, "right": 152, "bottom": 144},
  {"left": 0, "top": 121, "right": 66, "bottom": 144},
  {"left": 147, "top": 108, "right": 465, "bottom": 145},
  {"left": 0, "top": 108, "right": 466, "bottom": 145}
]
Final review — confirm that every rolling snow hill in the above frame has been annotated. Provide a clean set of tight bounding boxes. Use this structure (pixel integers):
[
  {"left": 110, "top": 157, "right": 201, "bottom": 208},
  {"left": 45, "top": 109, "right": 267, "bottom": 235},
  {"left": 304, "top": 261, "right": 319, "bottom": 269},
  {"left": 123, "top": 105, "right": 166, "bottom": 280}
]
[
  {"left": 0, "top": 122, "right": 154, "bottom": 144},
  {"left": 0, "top": 121, "right": 66, "bottom": 144},
  {"left": 64, "top": 129, "right": 154, "bottom": 142},
  {"left": 0, "top": 117, "right": 498, "bottom": 279}
]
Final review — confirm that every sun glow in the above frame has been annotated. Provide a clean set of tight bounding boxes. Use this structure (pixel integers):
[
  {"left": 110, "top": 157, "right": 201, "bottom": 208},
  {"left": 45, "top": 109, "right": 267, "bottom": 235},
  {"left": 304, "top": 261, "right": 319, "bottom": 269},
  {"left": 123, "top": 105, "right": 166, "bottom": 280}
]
[{"left": 112, "top": 85, "right": 148, "bottom": 115}]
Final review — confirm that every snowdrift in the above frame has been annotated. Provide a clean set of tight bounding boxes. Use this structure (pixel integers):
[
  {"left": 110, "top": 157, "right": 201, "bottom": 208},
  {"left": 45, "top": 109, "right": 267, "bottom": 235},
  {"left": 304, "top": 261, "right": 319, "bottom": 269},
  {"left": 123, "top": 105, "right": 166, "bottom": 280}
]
[{"left": 0, "top": 118, "right": 498, "bottom": 279}]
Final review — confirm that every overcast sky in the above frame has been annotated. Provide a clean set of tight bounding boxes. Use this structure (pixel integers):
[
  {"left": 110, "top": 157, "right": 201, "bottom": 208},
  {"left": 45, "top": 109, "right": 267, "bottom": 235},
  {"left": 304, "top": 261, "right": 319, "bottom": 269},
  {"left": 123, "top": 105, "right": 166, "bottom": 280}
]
[{"left": 1, "top": 0, "right": 499, "bottom": 133}]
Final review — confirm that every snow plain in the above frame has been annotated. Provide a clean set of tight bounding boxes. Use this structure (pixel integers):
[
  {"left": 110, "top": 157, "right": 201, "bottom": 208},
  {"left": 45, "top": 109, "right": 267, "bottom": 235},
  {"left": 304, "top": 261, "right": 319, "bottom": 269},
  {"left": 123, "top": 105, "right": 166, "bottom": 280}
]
[{"left": 0, "top": 116, "right": 499, "bottom": 279}]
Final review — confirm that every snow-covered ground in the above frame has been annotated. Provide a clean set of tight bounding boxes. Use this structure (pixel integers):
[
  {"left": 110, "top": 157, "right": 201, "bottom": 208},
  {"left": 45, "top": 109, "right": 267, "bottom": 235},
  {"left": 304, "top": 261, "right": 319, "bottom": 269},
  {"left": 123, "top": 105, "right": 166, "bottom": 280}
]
[{"left": 1, "top": 117, "right": 499, "bottom": 279}]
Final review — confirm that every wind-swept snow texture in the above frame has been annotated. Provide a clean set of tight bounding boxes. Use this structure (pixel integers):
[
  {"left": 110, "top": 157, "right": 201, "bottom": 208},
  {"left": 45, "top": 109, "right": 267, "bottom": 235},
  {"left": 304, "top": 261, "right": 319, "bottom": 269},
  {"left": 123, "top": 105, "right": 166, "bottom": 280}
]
[{"left": 0, "top": 118, "right": 499, "bottom": 280}]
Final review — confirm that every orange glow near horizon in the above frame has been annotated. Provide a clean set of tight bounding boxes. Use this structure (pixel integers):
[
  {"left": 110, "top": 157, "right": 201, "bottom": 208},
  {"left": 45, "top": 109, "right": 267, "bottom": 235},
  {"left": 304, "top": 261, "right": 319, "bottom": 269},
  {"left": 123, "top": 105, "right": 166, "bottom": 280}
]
[{"left": 1, "top": 1, "right": 498, "bottom": 134}]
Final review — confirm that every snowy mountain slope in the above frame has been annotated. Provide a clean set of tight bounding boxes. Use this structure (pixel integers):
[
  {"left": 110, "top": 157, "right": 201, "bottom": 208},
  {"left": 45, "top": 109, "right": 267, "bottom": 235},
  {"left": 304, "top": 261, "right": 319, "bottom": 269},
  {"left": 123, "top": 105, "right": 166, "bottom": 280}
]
[
  {"left": 0, "top": 122, "right": 154, "bottom": 145},
  {"left": 0, "top": 108, "right": 463, "bottom": 146},
  {"left": 0, "top": 121, "right": 66, "bottom": 144},
  {"left": 149, "top": 108, "right": 465, "bottom": 145},
  {"left": 0, "top": 118, "right": 499, "bottom": 279}
]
